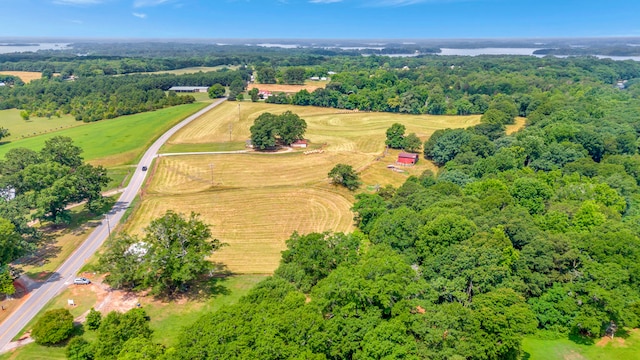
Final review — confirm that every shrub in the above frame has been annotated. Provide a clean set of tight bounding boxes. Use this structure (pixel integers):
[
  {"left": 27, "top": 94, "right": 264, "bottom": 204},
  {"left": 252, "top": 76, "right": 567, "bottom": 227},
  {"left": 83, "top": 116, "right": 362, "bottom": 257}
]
[{"left": 32, "top": 308, "right": 75, "bottom": 345}]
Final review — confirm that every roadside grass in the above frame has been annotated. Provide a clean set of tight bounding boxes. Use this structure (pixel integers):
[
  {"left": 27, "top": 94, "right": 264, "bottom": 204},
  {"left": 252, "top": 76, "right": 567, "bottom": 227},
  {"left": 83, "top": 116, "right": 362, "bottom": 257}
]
[
  {"left": 0, "top": 71, "right": 42, "bottom": 83},
  {"left": 14, "top": 285, "right": 98, "bottom": 341},
  {"left": 14, "top": 196, "right": 116, "bottom": 281},
  {"left": 106, "top": 166, "right": 134, "bottom": 191},
  {"left": 0, "top": 102, "right": 208, "bottom": 167},
  {"left": 0, "top": 343, "right": 66, "bottom": 360},
  {"left": 0, "top": 109, "right": 81, "bottom": 141},
  {"left": 0, "top": 275, "right": 266, "bottom": 358},
  {"left": 522, "top": 330, "right": 640, "bottom": 359}
]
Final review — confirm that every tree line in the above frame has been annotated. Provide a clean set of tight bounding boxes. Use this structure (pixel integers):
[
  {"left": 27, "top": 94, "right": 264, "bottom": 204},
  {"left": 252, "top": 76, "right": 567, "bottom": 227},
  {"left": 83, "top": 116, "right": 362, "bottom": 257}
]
[
  {"left": 0, "top": 137, "right": 110, "bottom": 296},
  {"left": 0, "top": 68, "right": 249, "bottom": 122}
]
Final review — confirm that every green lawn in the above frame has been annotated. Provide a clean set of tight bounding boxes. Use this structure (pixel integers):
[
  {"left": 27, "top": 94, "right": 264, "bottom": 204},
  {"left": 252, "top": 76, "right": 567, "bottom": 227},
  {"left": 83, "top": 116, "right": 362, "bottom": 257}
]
[
  {"left": 146, "top": 275, "right": 267, "bottom": 347},
  {"left": 0, "top": 103, "right": 208, "bottom": 167},
  {"left": 522, "top": 330, "right": 640, "bottom": 359},
  {"left": 0, "top": 109, "right": 81, "bottom": 141}
]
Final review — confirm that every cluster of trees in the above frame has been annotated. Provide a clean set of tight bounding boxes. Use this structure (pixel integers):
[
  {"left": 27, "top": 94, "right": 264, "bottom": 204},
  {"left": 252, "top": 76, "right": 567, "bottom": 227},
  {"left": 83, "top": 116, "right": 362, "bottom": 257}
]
[
  {"left": 385, "top": 123, "right": 422, "bottom": 153},
  {"left": 0, "top": 137, "right": 109, "bottom": 295},
  {"left": 100, "top": 211, "right": 224, "bottom": 297},
  {"left": 249, "top": 111, "right": 307, "bottom": 150},
  {"left": 38, "top": 307, "right": 164, "bottom": 360},
  {"left": 0, "top": 68, "right": 249, "bottom": 122}
]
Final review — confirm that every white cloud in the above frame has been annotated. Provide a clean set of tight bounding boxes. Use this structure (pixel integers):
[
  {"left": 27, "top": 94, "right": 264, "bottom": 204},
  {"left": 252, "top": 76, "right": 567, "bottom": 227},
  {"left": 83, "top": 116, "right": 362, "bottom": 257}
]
[
  {"left": 133, "top": 0, "right": 170, "bottom": 7},
  {"left": 309, "top": 0, "right": 343, "bottom": 3},
  {"left": 132, "top": 12, "right": 147, "bottom": 18}
]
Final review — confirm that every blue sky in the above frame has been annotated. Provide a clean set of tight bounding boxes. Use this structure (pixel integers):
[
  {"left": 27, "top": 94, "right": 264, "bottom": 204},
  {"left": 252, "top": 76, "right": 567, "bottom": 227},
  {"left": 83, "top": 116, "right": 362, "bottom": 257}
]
[{"left": 2, "top": 0, "right": 639, "bottom": 39}]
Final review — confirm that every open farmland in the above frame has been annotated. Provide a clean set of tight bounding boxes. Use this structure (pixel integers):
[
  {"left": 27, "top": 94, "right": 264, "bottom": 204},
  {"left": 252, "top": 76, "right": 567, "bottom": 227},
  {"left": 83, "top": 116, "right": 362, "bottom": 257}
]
[
  {"left": 126, "top": 186, "right": 354, "bottom": 273},
  {"left": 134, "top": 66, "right": 239, "bottom": 75},
  {"left": 136, "top": 102, "right": 480, "bottom": 273},
  {"left": 166, "top": 102, "right": 480, "bottom": 154},
  {"left": 247, "top": 81, "right": 328, "bottom": 94},
  {"left": 0, "top": 102, "right": 208, "bottom": 167},
  {"left": 0, "top": 109, "right": 81, "bottom": 141},
  {"left": 0, "top": 71, "right": 43, "bottom": 83}
]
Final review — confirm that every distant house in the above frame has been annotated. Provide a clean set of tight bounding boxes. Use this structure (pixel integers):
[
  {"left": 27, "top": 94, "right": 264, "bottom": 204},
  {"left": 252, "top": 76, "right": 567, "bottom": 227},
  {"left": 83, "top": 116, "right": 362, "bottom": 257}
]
[
  {"left": 310, "top": 76, "right": 320, "bottom": 81},
  {"left": 258, "top": 90, "right": 272, "bottom": 98},
  {"left": 0, "top": 82, "right": 5, "bottom": 87},
  {"left": 320, "top": 77, "right": 328, "bottom": 81},
  {"left": 397, "top": 152, "right": 419, "bottom": 165},
  {"left": 328, "top": 71, "right": 337, "bottom": 75},
  {"left": 292, "top": 139, "right": 309, "bottom": 148},
  {"left": 168, "top": 86, "right": 210, "bottom": 93}
]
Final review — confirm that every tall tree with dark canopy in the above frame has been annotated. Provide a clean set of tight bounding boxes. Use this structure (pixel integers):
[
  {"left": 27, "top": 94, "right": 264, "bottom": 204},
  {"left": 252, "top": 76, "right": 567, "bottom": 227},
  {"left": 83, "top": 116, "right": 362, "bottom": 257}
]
[{"left": 385, "top": 123, "right": 406, "bottom": 149}]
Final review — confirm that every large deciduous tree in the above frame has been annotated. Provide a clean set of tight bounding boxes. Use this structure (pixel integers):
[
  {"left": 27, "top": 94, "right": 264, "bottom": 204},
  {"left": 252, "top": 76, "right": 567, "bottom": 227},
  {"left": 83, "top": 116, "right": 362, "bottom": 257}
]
[
  {"left": 385, "top": 123, "right": 406, "bottom": 149},
  {"left": 41, "top": 136, "right": 83, "bottom": 168},
  {"left": 101, "top": 211, "right": 224, "bottom": 296},
  {"left": 207, "top": 83, "right": 225, "bottom": 98},
  {"left": 250, "top": 111, "right": 307, "bottom": 150},
  {"left": 328, "top": 164, "right": 361, "bottom": 191}
]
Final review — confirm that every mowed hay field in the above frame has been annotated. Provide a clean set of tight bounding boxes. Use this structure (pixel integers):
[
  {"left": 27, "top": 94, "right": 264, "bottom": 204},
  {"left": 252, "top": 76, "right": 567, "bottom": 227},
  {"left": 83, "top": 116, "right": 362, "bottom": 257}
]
[
  {"left": 136, "top": 102, "right": 480, "bottom": 274},
  {"left": 126, "top": 187, "right": 354, "bottom": 273},
  {"left": 247, "top": 81, "right": 328, "bottom": 94},
  {"left": 167, "top": 102, "right": 480, "bottom": 154},
  {"left": 0, "top": 71, "right": 42, "bottom": 83}
]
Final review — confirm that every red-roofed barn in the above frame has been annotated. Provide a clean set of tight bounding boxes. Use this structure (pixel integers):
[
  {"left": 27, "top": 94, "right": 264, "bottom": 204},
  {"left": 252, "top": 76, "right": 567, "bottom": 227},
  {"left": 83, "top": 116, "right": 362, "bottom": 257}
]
[{"left": 397, "top": 152, "right": 419, "bottom": 165}]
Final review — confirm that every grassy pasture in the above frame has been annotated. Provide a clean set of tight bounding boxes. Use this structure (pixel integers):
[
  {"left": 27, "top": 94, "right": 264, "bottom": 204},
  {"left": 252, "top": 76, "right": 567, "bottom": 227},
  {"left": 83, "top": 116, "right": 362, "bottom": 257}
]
[
  {"left": 0, "top": 109, "right": 81, "bottom": 141},
  {"left": 0, "top": 103, "right": 208, "bottom": 167},
  {"left": 0, "top": 71, "right": 43, "bottom": 83},
  {"left": 168, "top": 102, "right": 480, "bottom": 154},
  {"left": 522, "top": 330, "right": 640, "bottom": 359}
]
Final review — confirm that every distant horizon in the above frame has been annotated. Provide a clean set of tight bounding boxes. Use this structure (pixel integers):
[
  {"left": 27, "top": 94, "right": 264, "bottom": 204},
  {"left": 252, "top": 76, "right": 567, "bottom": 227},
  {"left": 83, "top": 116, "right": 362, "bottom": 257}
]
[{"left": 2, "top": 1, "right": 638, "bottom": 39}]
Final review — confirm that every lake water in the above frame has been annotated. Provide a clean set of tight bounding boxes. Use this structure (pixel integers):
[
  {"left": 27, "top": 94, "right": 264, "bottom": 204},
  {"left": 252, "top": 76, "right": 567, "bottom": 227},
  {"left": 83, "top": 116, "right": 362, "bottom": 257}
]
[
  {"left": 439, "top": 48, "right": 542, "bottom": 56},
  {"left": 0, "top": 43, "right": 70, "bottom": 54}
]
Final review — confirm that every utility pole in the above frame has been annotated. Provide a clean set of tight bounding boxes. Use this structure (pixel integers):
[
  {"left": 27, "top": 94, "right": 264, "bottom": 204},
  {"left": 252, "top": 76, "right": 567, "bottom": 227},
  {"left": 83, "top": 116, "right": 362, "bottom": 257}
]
[
  {"left": 209, "top": 163, "right": 214, "bottom": 185},
  {"left": 104, "top": 213, "right": 112, "bottom": 240}
]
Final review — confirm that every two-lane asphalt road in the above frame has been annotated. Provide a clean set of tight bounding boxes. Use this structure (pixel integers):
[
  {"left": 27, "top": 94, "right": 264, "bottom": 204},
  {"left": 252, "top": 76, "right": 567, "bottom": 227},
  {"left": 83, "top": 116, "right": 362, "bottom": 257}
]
[{"left": 0, "top": 98, "right": 226, "bottom": 353}]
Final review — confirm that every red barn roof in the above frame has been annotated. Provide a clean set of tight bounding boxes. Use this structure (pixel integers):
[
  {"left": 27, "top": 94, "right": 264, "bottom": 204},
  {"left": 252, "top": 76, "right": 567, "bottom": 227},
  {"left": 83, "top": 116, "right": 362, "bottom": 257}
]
[{"left": 398, "top": 152, "right": 419, "bottom": 160}]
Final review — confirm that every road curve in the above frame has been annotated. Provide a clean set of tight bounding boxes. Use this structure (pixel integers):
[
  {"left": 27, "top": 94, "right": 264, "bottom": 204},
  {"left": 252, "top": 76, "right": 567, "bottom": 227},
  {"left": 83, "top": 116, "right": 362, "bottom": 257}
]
[{"left": 0, "top": 98, "right": 227, "bottom": 353}]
